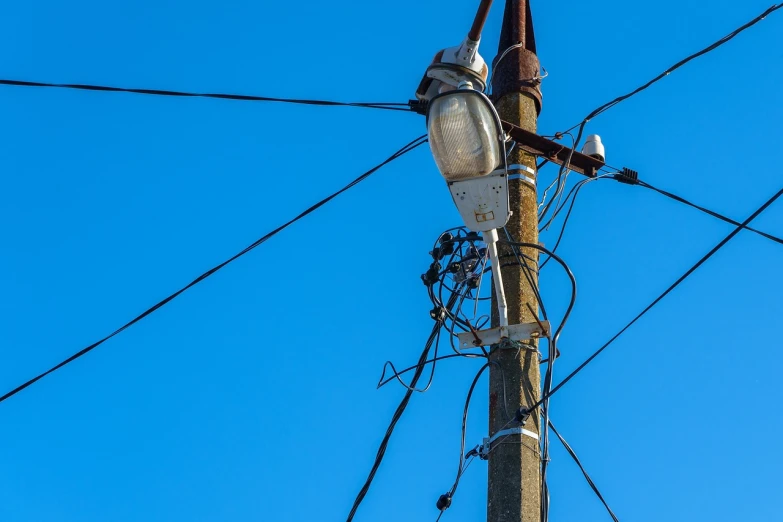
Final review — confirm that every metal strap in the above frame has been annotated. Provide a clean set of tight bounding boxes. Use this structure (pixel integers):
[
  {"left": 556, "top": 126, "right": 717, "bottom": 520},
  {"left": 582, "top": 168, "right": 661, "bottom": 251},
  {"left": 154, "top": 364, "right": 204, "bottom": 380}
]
[
  {"left": 490, "top": 427, "right": 539, "bottom": 443},
  {"left": 479, "top": 427, "right": 539, "bottom": 459},
  {"left": 506, "top": 163, "right": 536, "bottom": 187},
  {"left": 507, "top": 173, "right": 536, "bottom": 187},
  {"left": 507, "top": 164, "right": 536, "bottom": 176}
]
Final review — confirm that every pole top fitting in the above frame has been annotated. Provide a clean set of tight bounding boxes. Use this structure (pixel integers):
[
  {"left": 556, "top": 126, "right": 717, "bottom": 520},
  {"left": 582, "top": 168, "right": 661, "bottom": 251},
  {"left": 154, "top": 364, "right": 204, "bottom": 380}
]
[{"left": 491, "top": 0, "right": 542, "bottom": 114}]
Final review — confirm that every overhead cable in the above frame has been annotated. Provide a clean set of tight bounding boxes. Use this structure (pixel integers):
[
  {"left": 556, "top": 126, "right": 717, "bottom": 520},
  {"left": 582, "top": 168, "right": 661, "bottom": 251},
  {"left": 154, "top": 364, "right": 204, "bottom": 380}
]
[
  {"left": 519, "top": 185, "right": 783, "bottom": 417},
  {"left": 548, "top": 420, "right": 620, "bottom": 522},
  {"left": 0, "top": 78, "right": 413, "bottom": 112},
  {"left": 625, "top": 177, "right": 783, "bottom": 246},
  {"left": 0, "top": 135, "right": 427, "bottom": 406},
  {"left": 562, "top": 3, "right": 783, "bottom": 134}
]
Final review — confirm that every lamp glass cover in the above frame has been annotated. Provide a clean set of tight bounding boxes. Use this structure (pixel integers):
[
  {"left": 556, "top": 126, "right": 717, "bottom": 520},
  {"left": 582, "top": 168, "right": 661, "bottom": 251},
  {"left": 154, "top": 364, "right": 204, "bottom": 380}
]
[{"left": 427, "top": 92, "right": 501, "bottom": 181}]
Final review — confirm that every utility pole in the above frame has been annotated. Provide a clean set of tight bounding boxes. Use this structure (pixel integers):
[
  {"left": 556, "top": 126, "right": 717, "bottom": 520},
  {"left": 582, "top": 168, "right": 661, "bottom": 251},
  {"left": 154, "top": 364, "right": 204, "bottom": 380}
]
[{"left": 488, "top": 1, "right": 543, "bottom": 521}]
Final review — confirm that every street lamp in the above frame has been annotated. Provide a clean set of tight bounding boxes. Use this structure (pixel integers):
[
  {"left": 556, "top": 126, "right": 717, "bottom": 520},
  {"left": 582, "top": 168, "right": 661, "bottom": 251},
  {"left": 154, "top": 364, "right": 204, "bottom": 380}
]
[{"left": 426, "top": 83, "right": 511, "bottom": 327}]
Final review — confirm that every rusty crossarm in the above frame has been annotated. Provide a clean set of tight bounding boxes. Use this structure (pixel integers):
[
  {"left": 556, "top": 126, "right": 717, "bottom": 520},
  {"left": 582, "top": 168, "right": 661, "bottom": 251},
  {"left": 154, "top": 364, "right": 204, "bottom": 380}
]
[{"left": 501, "top": 120, "right": 605, "bottom": 177}]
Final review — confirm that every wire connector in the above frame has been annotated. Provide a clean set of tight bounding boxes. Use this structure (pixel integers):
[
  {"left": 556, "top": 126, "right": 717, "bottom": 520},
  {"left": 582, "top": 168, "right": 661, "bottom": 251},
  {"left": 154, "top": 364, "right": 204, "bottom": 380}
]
[
  {"left": 421, "top": 262, "right": 441, "bottom": 287},
  {"left": 615, "top": 167, "right": 639, "bottom": 185},
  {"left": 515, "top": 408, "right": 531, "bottom": 424},
  {"left": 409, "top": 99, "right": 428, "bottom": 115},
  {"left": 436, "top": 493, "right": 453, "bottom": 511},
  {"left": 430, "top": 307, "right": 447, "bottom": 321}
]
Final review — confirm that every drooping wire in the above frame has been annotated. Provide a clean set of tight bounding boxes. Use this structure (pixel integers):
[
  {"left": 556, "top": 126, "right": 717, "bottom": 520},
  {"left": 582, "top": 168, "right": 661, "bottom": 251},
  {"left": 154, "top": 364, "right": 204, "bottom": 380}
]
[
  {"left": 539, "top": 133, "right": 577, "bottom": 228},
  {"left": 518, "top": 185, "right": 783, "bottom": 418},
  {"left": 560, "top": 3, "right": 783, "bottom": 135},
  {"left": 495, "top": 234, "right": 577, "bottom": 522},
  {"left": 539, "top": 175, "right": 612, "bottom": 269},
  {"left": 350, "top": 229, "right": 487, "bottom": 520},
  {"left": 0, "top": 135, "right": 428, "bottom": 406},
  {"left": 628, "top": 178, "right": 783, "bottom": 246},
  {"left": 436, "top": 362, "right": 492, "bottom": 519},
  {"left": 376, "top": 353, "right": 485, "bottom": 390},
  {"left": 549, "top": 419, "right": 620, "bottom": 522},
  {"left": 346, "top": 290, "right": 461, "bottom": 522},
  {"left": 0, "top": 78, "right": 413, "bottom": 112}
]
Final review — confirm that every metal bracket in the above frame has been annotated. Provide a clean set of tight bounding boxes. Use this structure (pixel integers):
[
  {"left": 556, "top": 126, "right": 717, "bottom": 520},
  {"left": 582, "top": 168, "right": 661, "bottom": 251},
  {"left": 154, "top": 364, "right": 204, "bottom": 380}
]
[
  {"left": 478, "top": 427, "right": 539, "bottom": 460},
  {"left": 500, "top": 121, "right": 605, "bottom": 178},
  {"left": 457, "top": 320, "right": 549, "bottom": 350}
]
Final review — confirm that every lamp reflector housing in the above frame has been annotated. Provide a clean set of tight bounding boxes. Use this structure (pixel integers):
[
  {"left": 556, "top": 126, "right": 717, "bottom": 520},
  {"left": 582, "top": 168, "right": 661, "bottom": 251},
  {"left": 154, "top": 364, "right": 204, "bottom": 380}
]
[{"left": 427, "top": 90, "right": 502, "bottom": 181}]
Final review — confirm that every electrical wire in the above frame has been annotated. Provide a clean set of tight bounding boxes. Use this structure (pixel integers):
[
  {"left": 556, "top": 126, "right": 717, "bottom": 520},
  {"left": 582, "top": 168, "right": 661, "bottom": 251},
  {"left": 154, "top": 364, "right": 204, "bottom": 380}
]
[
  {"left": 488, "top": 42, "right": 547, "bottom": 94},
  {"left": 495, "top": 235, "right": 577, "bottom": 522},
  {"left": 0, "top": 135, "right": 428, "bottom": 406},
  {"left": 0, "top": 78, "right": 413, "bottom": 112},
  {"left": 519, "top": 185, "right": 783, "bottom": 417},
  {"left": 347, "top": 291, "right": 460, "bottom": 522},
  {"left": 376, "top": 353, "right": 485, "bottom": 390},
  {"left": 539, "top": 133, "right": 577, "bottom": 227},
  {"left": 548, "top": 419, "right": 620, "bottom": 522},
  {"left": 561, "top": 3, "right": 783, "bottom": 135},
  {"left": 436, "top": 362, "right": 492, "bottom": 519},
  {"left": 631, "top": 178, "right": 783, "bottom": 246},
  {"left": 539, "top": 175, "right": 611, "bottom": 269}
]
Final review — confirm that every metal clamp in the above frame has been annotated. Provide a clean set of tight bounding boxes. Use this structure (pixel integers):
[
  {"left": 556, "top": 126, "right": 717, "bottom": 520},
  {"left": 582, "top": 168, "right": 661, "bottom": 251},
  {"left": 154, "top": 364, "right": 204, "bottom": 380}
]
[{"left": 478, "top": 427, "right": 539, "bottom": 460}]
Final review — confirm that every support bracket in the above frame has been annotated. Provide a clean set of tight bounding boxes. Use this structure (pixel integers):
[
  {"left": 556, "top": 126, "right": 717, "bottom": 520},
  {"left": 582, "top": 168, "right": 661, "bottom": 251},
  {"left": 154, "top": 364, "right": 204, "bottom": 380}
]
[
  {"left": 501, "top": 120, "right": 605, "bottom": 177},
  {"left": 457, "top": 320, "right": 550, "bottom": 350}
]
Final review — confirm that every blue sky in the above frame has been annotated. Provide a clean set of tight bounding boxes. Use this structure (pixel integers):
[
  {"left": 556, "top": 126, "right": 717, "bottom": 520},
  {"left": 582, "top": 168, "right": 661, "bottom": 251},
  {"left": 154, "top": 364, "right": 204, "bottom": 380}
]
[{"left": 1, "top": 1, "right": 781, "bottom": 521}]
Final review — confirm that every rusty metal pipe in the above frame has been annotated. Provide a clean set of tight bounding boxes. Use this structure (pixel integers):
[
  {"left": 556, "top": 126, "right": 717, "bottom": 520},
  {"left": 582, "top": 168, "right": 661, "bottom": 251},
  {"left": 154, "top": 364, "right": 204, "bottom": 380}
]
[{"left": 468, "top": 0, "right": 494, "bottom": 41}]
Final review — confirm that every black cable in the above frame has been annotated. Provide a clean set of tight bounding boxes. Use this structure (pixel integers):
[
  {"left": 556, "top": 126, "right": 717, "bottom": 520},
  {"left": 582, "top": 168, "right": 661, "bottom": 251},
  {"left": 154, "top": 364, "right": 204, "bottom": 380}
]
[
  {"left": 0, "top": 78, "right": 413, "bottom": 112},
  {"left": 548, "top": 419, "right": 620, "bottom": 522},
  {"left": 519, "top": 185, "right": 783, "bottom": 417},
  {"left": 376, "top": 329, "right": 444, "bottom": 393},
  {"left": 347, "top": 291, "right": 459, "bottom": 522},
  {"left": 540, "top": 176, "right": 597, "bottom": 232},
  {"left": 539, "top": 133, "right": 578, "bottom": 225},
  {"left": 0, "top": 135, "right": 428, "bottom": 406},
  {"left": 496, "top": 240, "right": 576, "bottom": 347},
  {"left": 376, "top": 353, "right": 484, "bottom": 390},
  {"left": 562, "top": 3, "right": 783, "bottom": 134},
  {"left": 502, "top": 227, "right": 549, "bottom": 322},
  {"left": 539, "top": 177, "right": 600, "bottom": 270},
  {"left": 632, "top": 178, "right": 783, "bottom": 246},
  {"left": 454, "top": 362, "right": 491, "bottom": 493},
  {"left": 495, "top": 237, "right": 577, "bottom": 522},
  {"left": 437, "top": 362, "right": 492, "bottom": 518}
]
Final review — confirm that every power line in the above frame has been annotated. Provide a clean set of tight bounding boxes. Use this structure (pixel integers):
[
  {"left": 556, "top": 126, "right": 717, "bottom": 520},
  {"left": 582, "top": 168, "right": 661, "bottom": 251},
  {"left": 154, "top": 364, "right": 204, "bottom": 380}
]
[
  {"left": 0, "top": 135, "right": 427, "bottom": 406},
  {"left": 562, "top": 3, "right": 783, "bottom": 134},
  {"left": 551, "top": 3, "right": 783, "bottom": 174},
  {"left": 518, "top": 184, "right": 783, "bottom": 417},
  {"left": 623, "top": 177, "right": 783, "bottom": 246},
  {"left": 548, "top": 419, "right": 620, "bottom": 522},
  {"left": 0, "top": 78, "right": 414, "bottom": 112}
]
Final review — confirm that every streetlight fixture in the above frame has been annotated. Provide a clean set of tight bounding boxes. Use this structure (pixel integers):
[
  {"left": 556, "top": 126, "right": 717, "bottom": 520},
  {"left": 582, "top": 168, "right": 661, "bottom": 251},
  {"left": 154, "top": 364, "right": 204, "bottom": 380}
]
[{"left": 426, "top": 82, "right": 511, "bottom": 328}]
